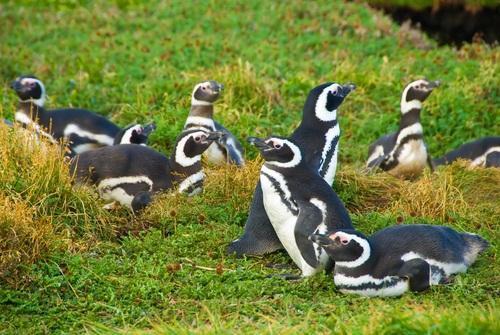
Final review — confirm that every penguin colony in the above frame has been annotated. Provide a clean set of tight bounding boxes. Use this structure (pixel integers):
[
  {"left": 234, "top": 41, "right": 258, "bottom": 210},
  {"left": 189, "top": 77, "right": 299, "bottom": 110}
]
[{"left": 2, "top": 75, "right": 494, "bottom": 298}]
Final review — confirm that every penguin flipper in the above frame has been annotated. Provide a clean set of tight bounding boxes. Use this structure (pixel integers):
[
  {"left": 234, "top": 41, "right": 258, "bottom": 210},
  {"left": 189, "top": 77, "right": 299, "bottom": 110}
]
[
  {"left": 213, "top": 121, "right": 245, "bottom": 166},
  {"left": 397, "top": 258, "right": 431, "bottom": 292},
  {"left": 294, "top": 201, "right": 325, "bottom": 270}
]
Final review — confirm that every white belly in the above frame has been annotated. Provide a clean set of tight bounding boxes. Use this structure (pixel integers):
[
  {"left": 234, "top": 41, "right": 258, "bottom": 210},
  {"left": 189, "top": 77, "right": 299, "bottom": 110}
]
[
  {"left": 260, "top": 174, "right": 317, "bottom": 275},
  {"left": 204, "top": 142, "right": 226, "bottom": 165},
  {"left": 390, "top": 139, "right": 428, "bottom": 177}
]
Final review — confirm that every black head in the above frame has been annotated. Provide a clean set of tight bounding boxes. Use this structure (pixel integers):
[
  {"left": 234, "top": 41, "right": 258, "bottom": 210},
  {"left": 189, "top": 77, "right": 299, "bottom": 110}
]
[
  {"left": 248, "top": 136, "right": 303, "bottom": 168},
  {"left": 174, "top": 129, "right": 225, "bottom": 166},
  {"left": 303, "top": 82, "right": 355, "bottom": 123},
  {"left": 309, "top": 229, "right": 370, "bottom": 266},
  {"left": 191, "top": 80, "right": 224, "bottom": 105},
  {"left": 402, "top": 79, "right": 440, "bottom": 105},
  {"left": 116, "top": 123, "right": 156, "bottom": 145},
  {"left": 10, "top": 75, "right": 46, "bottom": 106}
]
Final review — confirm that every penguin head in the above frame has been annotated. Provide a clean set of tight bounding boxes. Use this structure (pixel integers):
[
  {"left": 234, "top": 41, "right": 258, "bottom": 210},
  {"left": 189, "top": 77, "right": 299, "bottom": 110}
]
[
  {"left": 248, "top": 136, "right": 303, "bottom": 168},
  {"left": 191, "top": 80, "right": 224, "bottom": 106},
  {"left": 175, "top": 129, "right": 225, "bottom": 166},
  {"left": 401, "top": 79, "right": 440, "bottom": 112},
  {"left": 309, "top": 229, "right": 371, "bottom": 267},
  {"left": 10, "top": 75, "right": 46, "bottom": 107},
  {"left": 116, "top": 123, "right": 156, "bottom": 145},
  {"left": 304, "top": 82, "right": 355, "bottom": 122}
]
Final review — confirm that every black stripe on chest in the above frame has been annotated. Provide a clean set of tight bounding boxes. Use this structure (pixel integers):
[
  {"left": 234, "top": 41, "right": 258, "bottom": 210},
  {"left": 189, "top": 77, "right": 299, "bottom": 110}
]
[
  {"left": 319, "top": 133, "right": 340, "bottom": 178},
  {"left": 336, "top": 276, "right": 402, "bottom": 291},
  {"left": 382, "top": 133, "right": 423, "bottom": 170},
  {"left": 261, "top": 171, "right": 299, "bottom": 216}
]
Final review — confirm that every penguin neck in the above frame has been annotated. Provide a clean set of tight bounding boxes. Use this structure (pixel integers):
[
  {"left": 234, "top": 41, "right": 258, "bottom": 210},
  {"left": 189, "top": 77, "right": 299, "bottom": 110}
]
[
  {"left": 189, "top": 104, "right": 214, "bottom": 119},
  {"left": 334, "top": 238, "right": 374, "bottom": 271},
  {"left": 16, "top": 100, "right": 47, "bottom": 123},
  {"left": 399, "top": 108, "right": 422, "bottom": 129},
  {"left": 169, "top": 140, "right": 204, "bottom": 184}
]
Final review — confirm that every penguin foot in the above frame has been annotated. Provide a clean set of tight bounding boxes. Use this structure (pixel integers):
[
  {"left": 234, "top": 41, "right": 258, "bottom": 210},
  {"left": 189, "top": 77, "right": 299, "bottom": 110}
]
[{"left": 103, "top": 201, "right": 119, "bottom": 210}]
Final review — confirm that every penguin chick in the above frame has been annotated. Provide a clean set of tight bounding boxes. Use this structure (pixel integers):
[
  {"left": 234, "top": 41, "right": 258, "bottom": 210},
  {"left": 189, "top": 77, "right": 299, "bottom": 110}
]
[
  {"left": 432, "top": 136, "right": 500, "bottom": 168},
  {"left": 250, "top": 135, "right": 354, "bottom": 277},
  {"left": 366, "top": 79, "right": 440, "bottom": 178},
  {"left": 228, "top": 82, "right": 355, "bottom": 257},
  {"left": 310, "top": 224, "right": 488, "bottom": 297},
  {"left": 113, "top": 123, "right": 157, "bottom": 145},
  {"left": 70, "top": 129, "right": 224, "bottom": 211},
  {"left": 11, "top": 75, "right": 122, "bottom": 155},
  {"left": 184, "top": 80, "right": 245, "bottom": 166}
]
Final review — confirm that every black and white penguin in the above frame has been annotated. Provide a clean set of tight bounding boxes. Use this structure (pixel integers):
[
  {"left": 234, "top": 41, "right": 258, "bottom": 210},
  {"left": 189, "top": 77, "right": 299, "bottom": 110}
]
[
  {"left": 366, "top": 79, "right": 440, "bottom": 178},
  {"left": 432, "top": 136, "right": 500, "bottom": 168},
  {"left": 10, "top": 75, "right": 154, "bottom": 156},
  {"left": 310, "top": 224, "right": 488, "bottom": 297},
  {"left": 228, "top": 82, "right": 355, "bottom": 256},
  {"left": 113, "top": 123, "right": 156, "bottom": 146},
  {"left": 249, "top": 136, "right": 354, "bottom": 277},
  {"left": 70, "top": 129, "right": 223, "bottom": 211},
  {"left": 184, "top": 80, "right": 245, "bottom": 167}
]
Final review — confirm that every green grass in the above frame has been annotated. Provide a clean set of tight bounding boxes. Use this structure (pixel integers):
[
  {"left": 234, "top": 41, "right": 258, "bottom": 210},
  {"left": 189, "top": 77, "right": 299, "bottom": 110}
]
[{"left": 0, "top": 0, "right": 499, "bottom": 334}]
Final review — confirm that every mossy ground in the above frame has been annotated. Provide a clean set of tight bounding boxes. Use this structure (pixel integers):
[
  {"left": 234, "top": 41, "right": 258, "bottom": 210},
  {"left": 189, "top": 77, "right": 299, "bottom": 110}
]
[{"left": 0, "top": 1, "right": 499, "bottom": 334}]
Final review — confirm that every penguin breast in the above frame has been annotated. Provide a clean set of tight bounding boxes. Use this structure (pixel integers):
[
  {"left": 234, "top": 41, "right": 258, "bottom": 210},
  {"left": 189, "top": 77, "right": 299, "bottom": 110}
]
[{"left": 390, "top": 139, "right": 427, "bottom": 177}]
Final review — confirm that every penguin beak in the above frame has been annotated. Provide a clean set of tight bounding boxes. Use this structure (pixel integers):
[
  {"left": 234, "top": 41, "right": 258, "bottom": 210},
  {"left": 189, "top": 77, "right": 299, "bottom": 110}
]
[
  {"left": 142, "top": 122, "right": 156, "bottom": 137},
  {"left": 428, "top": 80, "right": 441, "bottom": 89},
  {"left": 308, "top": 233, "right": 332, "bottom": 246},
  {"left": 248, "top": 136, "right": 271, "bottom": 150},
  {"left": 341, "top": 83, "right": 356, "bottom": 97},
  {"left": 10, "top": 80, "right": 22, "bottom": 91},
  {"left": 209, "top": 80, "right": 224, "bottom": 93},
  {"left": 206, "top": 131, "right": 225, "bottom": 141}
]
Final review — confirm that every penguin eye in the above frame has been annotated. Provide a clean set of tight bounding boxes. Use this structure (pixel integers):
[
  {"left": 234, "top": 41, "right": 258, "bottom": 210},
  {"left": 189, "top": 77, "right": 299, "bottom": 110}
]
[
  {"left": 274, "top": 143, "right": 282, "bottom": 149},
  {"left": 202, "top": 86, "right": 206, "bottom": 90},
  {"left": 331, "top": 88, "right": 338, "bottom": 96},
  {"left": 28, "top": 82, "right": 36, "bottom": 88},
  {"left": 341, "top": 239, "right": 349, "bottom": 245},
  {"left": 194, "top": 136, "right": 201, "bottom": 142}
]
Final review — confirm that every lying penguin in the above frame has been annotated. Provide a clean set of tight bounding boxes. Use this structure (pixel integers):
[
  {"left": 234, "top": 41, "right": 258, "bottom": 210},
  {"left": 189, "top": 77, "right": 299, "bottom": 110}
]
[
  {"left": 366, "top": 79, "right": 440, "bottom": 178},
  {"left": 70, "top": 129, "right": 223, "bottom": 212},
  {"left": 310, "top": 224, "right": 488, "bottom": 297},
  {"left": 11, "top": 75, "right": 154, "bottom": 156},
  {"left": 249, "top": 135, "right": 354, "bottom": 278},
  {"left": 184, "top": 80, "right": 245, "bottom": 166},
  {"left": 228, "top": 82, "right": 355, "bottom": 257},
  {"left": 432, "top": 136, "right": 500, "bottom": 168}
]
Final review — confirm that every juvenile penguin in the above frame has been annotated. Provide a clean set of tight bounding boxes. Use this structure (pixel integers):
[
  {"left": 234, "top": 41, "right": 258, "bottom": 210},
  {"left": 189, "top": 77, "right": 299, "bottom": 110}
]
[
  {"left": 432, "top": 136, "right": 500, "bottom": 168},
  {"left": 184, "top": 80, "right": 245, "bottom": 166},
  {"left": 310, "top": 224, "right": 488, "bottom": 297},
  {"left": 366, "top": 79, "right": 440, "bottom": 178},
  {"left": 11, "top": 75, "right": 155, "bottom": 156},
  {"left": 228, "top": 82, "right": 355, "bottom": 256},
  {"left": 71, "top": 129, "right": 223, "bottom": 211},
  {"left": 249, "top": 136, "right": 354, "bottom": 277}
]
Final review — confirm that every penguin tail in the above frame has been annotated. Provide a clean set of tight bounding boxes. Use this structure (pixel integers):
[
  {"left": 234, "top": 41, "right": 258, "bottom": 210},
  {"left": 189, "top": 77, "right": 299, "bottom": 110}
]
[
  {"left": 131, "top": 191, "right": 153, "bottom": 213},
  {"left": 462, "top": 233, "right": 489, "bottom": 265}
]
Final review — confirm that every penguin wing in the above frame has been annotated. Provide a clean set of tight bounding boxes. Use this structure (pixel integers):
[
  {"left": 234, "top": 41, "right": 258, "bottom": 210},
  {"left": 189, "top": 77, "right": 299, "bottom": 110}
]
[
  {"left": 294, "top": 201, "right": 325, "bottom": 268},
  {"left": 366, "top": 134, "right": 394, "bottom": 170},
  {"left": 213, "top": 121, "right": 245, "bottom": 166}
]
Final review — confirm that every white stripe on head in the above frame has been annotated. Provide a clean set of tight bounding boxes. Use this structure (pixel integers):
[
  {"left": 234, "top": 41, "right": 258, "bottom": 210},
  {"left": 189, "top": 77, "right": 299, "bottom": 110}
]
[
  {"left": 120, "top": 125, "right": 143, "bottom": 144},
  {"left": 332, "top": 231, "right": 371, "bottom": 268},
  {"left": 384, "top": 122, "right": 423, "bottom": 164},
  {"left": 174, "top": 130, "right": 207, "bottom": 167},
  {"left": 400, "top": 80, "right": 429, "bottom": 114},
  {"left": 20, "top": 77, "right": 46, "bottom": 107},
  {"left": 315, "top": 83, "right": 341, "bottom": 122},
  {"left": 191, "top": 82, "right": 213, "bottom": 106},
  {"left": 264, "top": 138, "right": 302, "bottom": 168},
  {"left": 185, "top": 115, "right": 215, "bottom": 129}
]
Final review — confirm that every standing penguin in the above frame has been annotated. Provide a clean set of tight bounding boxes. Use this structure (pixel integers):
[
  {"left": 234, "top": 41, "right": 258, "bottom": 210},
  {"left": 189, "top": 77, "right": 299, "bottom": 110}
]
[
  {"left": 366, "top": 79, "right": 440, "bottom": 178},
  {"left": 70, "top": 129, "right": 223, "bottom": 211},
  {"left": 10, "top": 75, "right": 154, "bottom": 156},
  {"left": 184, "top": 80, "right": 245, "bottom": 166},
  {"left": 432, "top": 136, "right": 500, "bottom": 168},
  {"left": 310, "top": 225, "right": 488, "bottom": 297},
  {"left": 249, "top": 136, "right": 354, "bottom": 277},
  {"left": 228, "top": 82, "right": 355, "bottom": 256}
]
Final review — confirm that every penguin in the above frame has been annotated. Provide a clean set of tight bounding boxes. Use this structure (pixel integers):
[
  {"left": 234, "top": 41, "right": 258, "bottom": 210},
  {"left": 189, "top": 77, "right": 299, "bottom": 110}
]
[
  {"left": 184, "top": 80, "right": 245, "bottom": 167},
  {"left": 432, "top": 136, "right": 500, "bottom": 168},
  {"left": 249, "top": 135, "right": 354, "bottom": 277},
  {"left": 227, "top": 82, "right": 355, "bottom": 257},
  {"left": 70, "top": 129, "right": 223, "bottom": 211},
  {"left": 113, "top": 123, "right": 156, "bottom": 146},
  {"left": 10, "top": 75, "right": 154, "bottom": 156},
  {"left": 366, "top": 79, "right": 440, "bottom": 178},
  {"left": 310, "top": 224, "right": 488, "bottom": 297}
]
